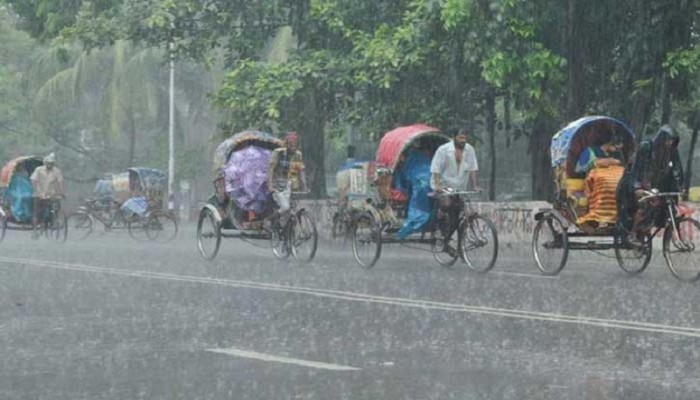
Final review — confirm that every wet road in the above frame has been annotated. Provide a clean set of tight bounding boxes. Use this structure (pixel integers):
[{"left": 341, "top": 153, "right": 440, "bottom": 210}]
[{"left": 1, "top": 226, "right": 699, "bottom": 399}]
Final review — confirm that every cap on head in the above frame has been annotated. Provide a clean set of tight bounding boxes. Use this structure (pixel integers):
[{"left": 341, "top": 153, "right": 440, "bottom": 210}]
[{"left": 44, "top": 153, "right": 56, "bottom": 163}]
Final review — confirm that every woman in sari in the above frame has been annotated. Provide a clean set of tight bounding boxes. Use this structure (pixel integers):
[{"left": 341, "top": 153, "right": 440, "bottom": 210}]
[{"left": 576, "top": 136, "right": 626, "bottom": 229}]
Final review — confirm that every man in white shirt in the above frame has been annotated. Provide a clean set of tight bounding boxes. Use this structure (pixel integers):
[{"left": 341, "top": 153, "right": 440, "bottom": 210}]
[
  {"left": 430, "top": 127, "right": 480, "bottom": 255},
  {"left": 430, "top": 127, "right": 481, "bottom": 192},
  {"left": 30, "top": 153, "right": 65, "bottom": 233}
]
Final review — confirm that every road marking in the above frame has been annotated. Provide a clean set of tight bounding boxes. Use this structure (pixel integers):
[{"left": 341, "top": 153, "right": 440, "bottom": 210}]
[
  {"left": 206, "top": 347, "right": 360, "bottom": 371},
  {"left": 492, "top": 270, "right": 558, "bottom": 279},
  {"left": 2, "top": 256, "right": 700, "bottom": 338}
]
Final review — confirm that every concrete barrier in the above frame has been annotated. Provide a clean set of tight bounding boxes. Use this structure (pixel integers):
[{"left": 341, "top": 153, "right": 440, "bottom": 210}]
[{"left": 300, "top": 200, "right": 700, "bottom": 241}]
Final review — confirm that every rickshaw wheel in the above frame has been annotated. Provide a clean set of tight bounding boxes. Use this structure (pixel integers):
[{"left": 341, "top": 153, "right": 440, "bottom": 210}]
[
  {"left": 614, "top": 233, "right": 652, "bottom": 275},
  {"left": 352, "top": 212, "right": 381, "bottom": 269},
  {"left": 291, "top": 210, "right": 318, "bottom": 263},
  {"left": 197, "top": 208, "right": 221, "bottom": 260},
  {"left": 51, "top": 210, "right": 68, "bottom": 243},
  {"left": 431, "top": 226, "right": 459, "bottom": 268},
  {"left": 146, "top": 211, "right": 178, "bottom": 242},
  {"left": 127, "top": 215, "right": 147, "bottom": 241},
  {"left": 270, "top": 221, "right": 291, "bottom": 260},
  {"left": 533, "top": 214, "right": 569, "bottom": 275},
  {"left": 461, "top": 215, "right": 499, "bottom": 273},
  {"left": 68, "top": 212, "right": 94, "bottom": 240},
  {"left": 663, "top": 217, "right": 700, "bottom": 282},
  {"left": 0, "top": 215, "right": 7, "bottom": 243}
]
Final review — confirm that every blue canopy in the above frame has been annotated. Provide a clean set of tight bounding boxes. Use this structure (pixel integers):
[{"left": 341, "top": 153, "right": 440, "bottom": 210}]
[
  {"left": 550, "top": 116, "right": 636, "bottom": 170},
  {"left": 127, "top": 168, "right": 167, "bottom": 191}
]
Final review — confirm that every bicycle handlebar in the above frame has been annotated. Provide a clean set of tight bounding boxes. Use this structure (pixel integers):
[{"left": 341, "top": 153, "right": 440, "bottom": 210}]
[
  {"left": 638, "top": 190, "right": 683, "bottom": 203},
  {"left": 430, "top": 190, "right": 482, "bottom": 198}
]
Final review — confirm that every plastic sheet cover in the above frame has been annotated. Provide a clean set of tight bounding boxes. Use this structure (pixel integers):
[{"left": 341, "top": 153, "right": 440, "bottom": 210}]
[{"left": 225, "top": 145, "right": 273, "bottom": 212}]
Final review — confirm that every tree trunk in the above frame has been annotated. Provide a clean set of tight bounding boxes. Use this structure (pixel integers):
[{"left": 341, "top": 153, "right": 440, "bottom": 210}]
[
  {"left": 485, "top": 89, "right": 497, "bottom": 201},
  {"left": 661, "top": 72, "right": 672, "bottom": 124},
  {"left": 566, "top": 0, "right": 585, "bottom": 119},
  {"left": 127, "top": 106, "right": 137, "bottom": 165},
  {"left": 300, "top": 90, "right": 327, "bottom": 199},
  {"left": 504, "top": 93, "right": 512, "bottom": 148},
  {"left": 685, "top": 119, "right": 699, "bottom": 190},
  {"left": 530, "top": 116, "right": 555, "bottom": 200}
]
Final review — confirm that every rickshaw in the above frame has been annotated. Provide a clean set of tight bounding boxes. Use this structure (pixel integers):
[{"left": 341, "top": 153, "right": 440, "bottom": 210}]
[
  {"left": 68, "top": 172, "right": 132, "bottom": 239},
  {"left": 0, "top": 156, "right": 67, "bottom": 241},
  {"left": 196, "top": 130, "right": 318, "bottom": 262},
  {"left": 120, "top": 167, "right": 178, "bottom": 241},
  {"left": 330, "top": 159, "right": 375, "bottom": 242},
  {"left": 350, "top": 124, "right": 499, "bottom": 270},
  {"left": 532, "top": 116, "right": 700, "bottom": 281}
]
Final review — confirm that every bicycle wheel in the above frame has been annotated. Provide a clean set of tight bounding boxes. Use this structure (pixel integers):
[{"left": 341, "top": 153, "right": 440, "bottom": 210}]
[
  {"left": 614, "top": 233, "right": 652, "bottom": 275},
  {"left": 146, "top": 211, "right": 178, "bottom": 242},
  {"left": 663, "top": 217, "right": 700, "bottom": 282},
  {"left": 51, "top": 210, "right": 68, "bottom": 242},
  {"left": 68, "top": 212, "right": 94, "bottom": 240},
  {"left": 291, "top": 210, "right": 318, "bottom": 263},
  {"left": 461, "top": 215, "right": 498, "bottom": 273},
  {"left": 270, "top": 221, "right": 291, "bottom": 260},
  {"left": 532, "top": 214, "right": 569, "bottom": 275},
  {"left": 127, "top": 215, "right": 147, "bottom": 241},
  {"left": 352, "top": 212, "right": 382, "bottom": 268},
  {"left": 431, "top": 226, "right": 459, "bottom": 268},
  {"left": 197, "top": 208, "right": 221, "bottom": 260}
]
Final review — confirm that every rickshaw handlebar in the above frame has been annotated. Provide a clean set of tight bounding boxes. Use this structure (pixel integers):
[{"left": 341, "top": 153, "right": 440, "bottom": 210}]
[
  {"left": 638, "top": 190, "right": 683, "bottom": 203},
  {"left": 430, "top": 190, "right": 482, "bottom": 198}
]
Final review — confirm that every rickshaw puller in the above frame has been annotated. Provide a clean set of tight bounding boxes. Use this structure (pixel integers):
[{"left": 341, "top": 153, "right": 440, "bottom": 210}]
[
  {"left": 618, "top": 125, "right": 685, "bottom": 242},
  {"left": 430, "top": 127, "right": 481, "bottom": 247},
  {"left": 30, "top": 153, "right": 64, "bottom": 237},
  {"left": 268, "top": 132, "right": 307, "bottom": 220}
]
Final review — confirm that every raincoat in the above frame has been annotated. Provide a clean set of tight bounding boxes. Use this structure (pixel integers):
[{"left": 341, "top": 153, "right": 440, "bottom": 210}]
[
  {"left": 617, "top": 126, "right": 684, "bottom": 230},
  {"left": 393, "top": 149, "right": 433, "bottom": 239}
]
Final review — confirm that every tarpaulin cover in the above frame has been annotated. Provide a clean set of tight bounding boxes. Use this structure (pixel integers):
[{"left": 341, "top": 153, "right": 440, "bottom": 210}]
[
  {"left": 0, "top": 156, "right": 42, "bottom": 188},
  {"left": 376, "top": 124, "right": 446, "bottom": 170},
  {"left": 392, "top": 149, "right": 433, "bottom": 239},
  {"left": 336, "top": 160, "right": 374, "bottom": 198},
  {"left": 550, "top": 116, "right": 636, "bottom": 175},
  {"left": 6, "top": 173, "right": 33, "bottom": 222},
  {"left": 214, "top": 130, "right": 282, "bottom": 174},
  {"left": 121, "top": 197, "right": 148, "bottom": 217},
  {"left": 224, "top": 145, "right": 273, "bottom": 212}
]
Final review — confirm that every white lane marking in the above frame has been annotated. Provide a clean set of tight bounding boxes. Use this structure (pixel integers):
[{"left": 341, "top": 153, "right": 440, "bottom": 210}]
[
  {"left": 206, "top": 347, "right": 360, "bottom": 371},
  {"left": 2, "top": 256, "right": 700, "bottom": 338},
  {"left": 492, "top": 270, "right": 558, "bottom": 279}
]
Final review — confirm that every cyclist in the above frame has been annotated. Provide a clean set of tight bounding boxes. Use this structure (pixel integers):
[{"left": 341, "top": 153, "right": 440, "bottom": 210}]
[
  {"left": 30, "top": 153, "right": 65, "bottom": 238},
  {"left": 268, "top": 131, "right": 307, "bottom": 218}
]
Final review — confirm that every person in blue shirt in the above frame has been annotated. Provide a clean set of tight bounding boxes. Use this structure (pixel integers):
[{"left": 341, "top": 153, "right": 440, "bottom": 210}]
[{"left": 575, "top": 136, "right": 624, "bottom": 175}]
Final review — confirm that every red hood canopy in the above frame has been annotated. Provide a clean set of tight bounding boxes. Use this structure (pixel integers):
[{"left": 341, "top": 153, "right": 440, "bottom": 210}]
[
  {"left": 375, "top": 124, "right": 447, "bottom": 170},
  {"left": 0, "top": 156, "right": 43, "bottom": 188}
]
